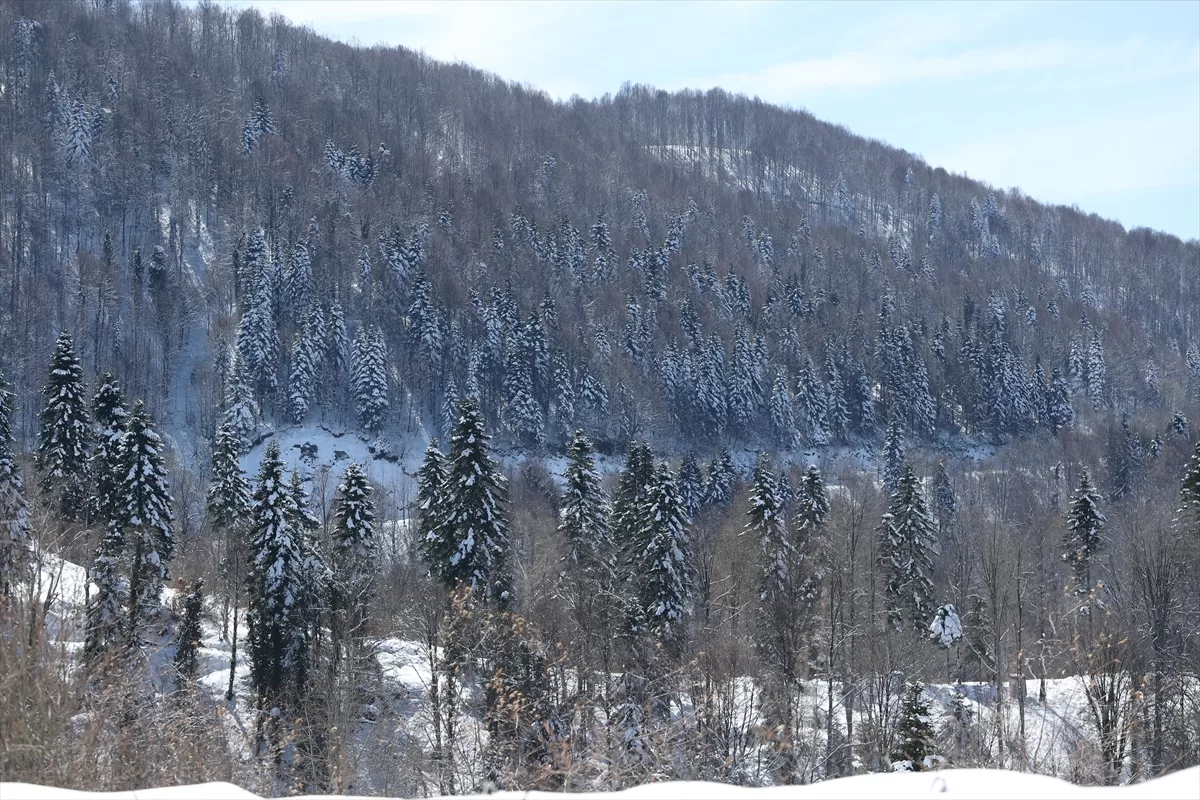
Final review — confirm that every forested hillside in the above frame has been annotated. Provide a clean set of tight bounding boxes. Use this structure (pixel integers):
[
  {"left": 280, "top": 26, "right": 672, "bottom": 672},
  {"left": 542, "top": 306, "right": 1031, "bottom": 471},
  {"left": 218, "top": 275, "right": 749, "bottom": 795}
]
[{"left": 0, "top": 1, "right": 1197, "bottom": 797}]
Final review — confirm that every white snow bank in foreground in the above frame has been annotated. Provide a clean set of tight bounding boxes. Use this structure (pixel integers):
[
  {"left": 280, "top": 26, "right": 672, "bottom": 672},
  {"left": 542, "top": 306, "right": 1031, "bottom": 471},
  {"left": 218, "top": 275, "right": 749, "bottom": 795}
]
[{"left": 4, "top": 767, "right": 1198, "bottom": 800}]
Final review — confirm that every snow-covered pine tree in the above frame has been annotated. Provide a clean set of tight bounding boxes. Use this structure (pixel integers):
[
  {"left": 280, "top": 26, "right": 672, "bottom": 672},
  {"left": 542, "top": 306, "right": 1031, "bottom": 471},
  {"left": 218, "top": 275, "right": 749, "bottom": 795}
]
[
  {"left": 288, "top": 469, "right": 328, "bottom": 656},
  {"left": 792, "top": 464, "right": 829, "bottom": 602},
  {"left": 222, "top": 349, "right": 259, "bottom": 452},
  {"left": 611, "top": 442, "right": 655, "bottom": 572},
  {"left": 880, "top": 464, "right": 937, "bottom": 631},
  {"left": 288, "top": 311, "right": 323, "bottom": 423},
  {"left": 630, "top": 461, "right": 692, "bottom": 646},
  {"left": 173, "top": 579, "right": 204, "bottom": 690},
  {"left": 416, "top": 439, "right": 452, "bottom": 585},
  {"left": 1180, "top": 441, "right": 1200, "bottom": 542},
  {"left": 796, "top": 356, "right": 829, "bottom": 446},
  {"left": 89, "top": 372, "right": 128, "bottom": 525},
  {"left": 747, "top": 453, "right": 787, "bottom": 605},
  {"left": 933, "top": 460, "right": 957, "bottom": 543},
  {"left": 1063, "top": 468, "right": 1105, "bottom": 611},
  {"left": 206, "top": 422, "right": 250, "bottom": 533},
  {"left": 676, "top": 452, "right": 704, "bottom": 520},
  {"left": 442, "top": 398, "right": 512, "bottom": 604},
  {"left": 35, "top": 331, "right": 92, "bottom": 520},
  {"left": 1047, "top": 367, "right": 1073, "bottom": 434},
  {"left": 1086, "top": 333, "right": 1107, "bottom": 410},
  {"left": 892, "top": 681, "right": 937, "bottom": 771},
  {"left": 559, "top": 430, "right": 611, "bottom": 580},
  {"left": 881, "top": 419, "right": 906, "bottom": 496},
  {"left": 116, "top": 401, "right": 175, "bottom": 645},
  {"left": 331, "top": 462, "right": 376, "bottom": 657},
  {"left": 352, "top": 325, "right": 390, "bottom": 433},
  {"left": 703, "top": 447, "right": 737, "bottom": 508},
  {"left": 247, "top": 440, "right": 309, "bottom": 708},
  {"left": 769, "top": 367, "right": 798, "bottom": 449},
  {"left": 0, "top": 373, "right": 31, "bottom": 595},
  {"left": 83, "top": 521, "right": 127, "bottom": 664}
]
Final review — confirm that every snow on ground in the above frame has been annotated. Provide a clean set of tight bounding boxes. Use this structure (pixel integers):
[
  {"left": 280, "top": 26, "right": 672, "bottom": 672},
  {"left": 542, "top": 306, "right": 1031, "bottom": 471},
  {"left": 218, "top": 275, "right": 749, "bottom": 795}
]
[
  {"left": 240, "top": 425, "right": 425, "bottom": 511},
  {"left": 3, "top": 766, "right": 1197, "bottom": 799}
]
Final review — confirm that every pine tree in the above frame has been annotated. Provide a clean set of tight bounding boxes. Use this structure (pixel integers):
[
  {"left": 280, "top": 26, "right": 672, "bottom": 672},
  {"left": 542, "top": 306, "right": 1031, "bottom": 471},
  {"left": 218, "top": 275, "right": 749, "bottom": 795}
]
[
  {"left": 892, "top": 681, "right": 937, "bottom": 770},
  {"left": 206, "top": 422, "right": 251, "bottom": 533},
  {"left": 247, "top": 441, "right": 308, "bottom": 707},
  {"left": 116, "top": 401, "right": 176, "bottom": 645},
  {"left": 35, "top": 331, "right": 92, "bottom": 520},
  {"left": 174, "top": 579, "right": 204, "bottom": 690},
  {"left": 611, "top": 442, "right": 655, "bottom": 570},
  {"left": 1086, "top": 334, "right": 1107, "bottom": 410},
  {"left": 1179, "top": 441, "right": 1200, "bottom": 542},
  {"left": 1046, "top": 367, "right": 1073, "bottom": 434},
  {"left": 881, "top": 420, "right": 906, "bottom": 496},
  {"left": 288, "top": 313, "right": 322, "bottom": 423},
  {"left": 703, "top": 447, "right": 737, "bottom": 508},
  {"left": 769, "top": 367, "right": 798, "bottom": 449},
  {"left": 1063, "top": 469, "right": 1105, "bottom": 610},
  {"left": 222, "top": 350, "right": 259, "bottom": 453},
  {"left": 559, "top": 430, "right": 610, "bottom": 578},
  {"left": 631, "top": 462, "right": 692, "bottom": 645},
  {"left": 352, "top": 325, "right": 390, "bottom": 433},
  {"left": 676, "top": 453, "right": 704, "bottom": 519},
  {"left": 0, "top": 374, "right": 31, "bottom": 595},
  {"left": 416, "top": 439, "right": 452, "bottom": 584},
  {"left": 83, "top": 522, "right": 127, "bottom": 663},
  {"left": 880, "top": 464, "right": 938, "bottom": 631},
  {"left": 747, "top": 453, "right": 787, "bottom": 602},
  {"left": 90, "top": 372, "right": 128, "bottom": 525},
  {"left": 933, "top": 461, "right": 957, "bottom": 543},
  {"left": 441, "top": 398, "right": 512, "bottom": 604},
  {"left": 331, "top": 462, "right": 376, "bottom": 654},
  {"left": 796, "top": 356, "right": 829, "bottom": 445}
]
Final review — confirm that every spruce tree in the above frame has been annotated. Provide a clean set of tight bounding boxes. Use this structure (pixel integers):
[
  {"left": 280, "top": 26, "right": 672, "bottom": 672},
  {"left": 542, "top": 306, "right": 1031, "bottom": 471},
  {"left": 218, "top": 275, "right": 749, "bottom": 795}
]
[
  {"left": 416, "top": 439, "right": 452, "bottom": 585},
  {"left": 630, "top": 462, "right": 692, "bottom": 644},
  {"left": 1063, "top": 469, "right": 1105, "bottom": 610},
  {"left": 558, "top": 430, "right": 610, "bottom": 579},
  {"left": 332, "top": 462, "right": 376, "bottom": 654},
  {"left": 703, "top": 447, "right": 737, "bottom": 508},
  {"left": 747, "top": 453, "right": 787, "bottom": 604},
  {"left": 933, "top": 460, "right": 957, "bottom": 543},
  {"left": 36, "top": 331, "right": 92, "bottom": 520},
  {"left": 90, "top": 373, "right": 129, "bottom": 526},
  {"left": 441, "top": 398, "right": 512, "bottom": 604},
  {"left": 892, "top": 681, "right": 937, "bottom": 770},
  {"left": 247, "top": 441, "right": 308, "bottom": 707},
  {"left": 1180, "top": 441, "right": 1200, "bottom": 542},
  {"left": 206, "top": 422, "right": 251, "bottom": 533},
  {"left": 769, "top": 367, "right": 798, "bottom": 449},
  {"left": 83, "top": 522, "right": 127, "bottom": 663},
  {"left": 174, "top": 579, "right": 204, "bottom": 689},
  {"left": 352, "top": 325, "right": 389, "bottom": 433},
  {"left": 881, "top": 419, "right": 906, "bottom": 496},
  {"left": 611, "top": 442, "right": 655, "bottom": 572},
  {"left": 116, "top": 401, "right": 176, "bottom": 644},
  {"left": 676, "top": 452, "right": 704, "bottom": 520},
  {"left": 1046, "top": 368, "right": 1073, "bottom": 434},
  {"left": 880, "top": 464, "right": 937, "bottom": 631},
  {"left": 222, "top": 350, "right": 259, "bottom": 453},
  {"left": 0, "top": 374, "right": 31, "bottom": 595}
]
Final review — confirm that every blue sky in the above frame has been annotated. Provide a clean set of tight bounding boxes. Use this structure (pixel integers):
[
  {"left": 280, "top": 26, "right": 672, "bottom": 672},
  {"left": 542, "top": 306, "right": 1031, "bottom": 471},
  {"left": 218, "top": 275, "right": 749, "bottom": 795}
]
[{"left": 222, "top": 1, "right": 1200, "bottom": 240}]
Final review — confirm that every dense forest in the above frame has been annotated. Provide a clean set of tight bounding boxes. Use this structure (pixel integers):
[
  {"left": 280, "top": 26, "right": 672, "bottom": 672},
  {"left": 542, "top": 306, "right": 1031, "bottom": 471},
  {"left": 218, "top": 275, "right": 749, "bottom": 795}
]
[{"left": 0, "top": 0, "right": 1198, "bottom": 796}]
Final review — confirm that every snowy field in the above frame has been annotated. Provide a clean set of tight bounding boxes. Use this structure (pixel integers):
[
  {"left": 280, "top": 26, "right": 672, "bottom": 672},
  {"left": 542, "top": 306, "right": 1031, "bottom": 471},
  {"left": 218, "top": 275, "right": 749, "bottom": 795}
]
[{"left": 3, "top": 766, "right": 1198, "bottom": 799}]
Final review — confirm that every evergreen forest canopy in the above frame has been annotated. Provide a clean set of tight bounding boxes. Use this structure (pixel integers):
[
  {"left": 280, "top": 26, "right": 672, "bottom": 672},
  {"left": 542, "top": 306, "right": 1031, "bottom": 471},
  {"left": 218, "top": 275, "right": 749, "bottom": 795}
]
[{"left": 0, "top": 0, "right": 1198, "bottom": 796}]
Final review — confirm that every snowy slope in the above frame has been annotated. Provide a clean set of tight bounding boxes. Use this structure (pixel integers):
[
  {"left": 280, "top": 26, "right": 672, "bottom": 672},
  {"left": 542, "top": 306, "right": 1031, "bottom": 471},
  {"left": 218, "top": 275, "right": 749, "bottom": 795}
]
[{"left": 3, "top": 766, "right": 1198, "bottom": 799}]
